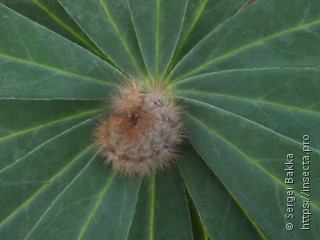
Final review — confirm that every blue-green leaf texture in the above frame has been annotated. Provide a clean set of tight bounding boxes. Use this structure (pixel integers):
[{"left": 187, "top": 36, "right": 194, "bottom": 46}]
[{"left": 1, "top": 1, "right": 319, "bottom": 239}]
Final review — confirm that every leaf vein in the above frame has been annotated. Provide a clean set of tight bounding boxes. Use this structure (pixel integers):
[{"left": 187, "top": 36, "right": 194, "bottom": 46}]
[
  {"left": 24, "top": 150, "right": 98, "bottom": 240},
  {"left": 149, "top": 172, "right": 156, "bottom": 240},
  {"left": 166, "top": 0, "right": 208, "bottom": 76},
  {"left": 76, "top": 172, "right": 116, "bottom": 240},
  {"left": 0, "top": 143, "right": 94, "bottom": 227},
  {"left": 177, "top": 90, "right": 320, "bottom": 117},
  {"left": 0, "top": 108, "right": 102, "bottom": 142},
  {"left": 173, "top": 17, "right": 320, "bottom": 81},
  {"left": 184, "top": 101, "right": 320, "bottom": 212},
  {"left": 155, "top": 0, "right": 160, "bottom": 78},
  {"left": 0, "top": 53, "right": 114, "bottom": 87},
  {"left": 98, "top": 0, "right": 142, "bottom": 75},
  {"left": 32, "top": 0, "right": 104, "bottom": 58}
]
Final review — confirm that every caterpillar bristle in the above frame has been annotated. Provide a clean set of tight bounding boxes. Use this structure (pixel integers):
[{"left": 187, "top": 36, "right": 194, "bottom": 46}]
[{"left": 93, "top": 78, "right": 185, "bottom": 177}]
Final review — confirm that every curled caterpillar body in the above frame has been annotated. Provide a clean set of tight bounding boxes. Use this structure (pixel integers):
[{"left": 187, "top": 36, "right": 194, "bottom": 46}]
[{"left": 94, "top": 80, "right": 184, "bottom": 177}]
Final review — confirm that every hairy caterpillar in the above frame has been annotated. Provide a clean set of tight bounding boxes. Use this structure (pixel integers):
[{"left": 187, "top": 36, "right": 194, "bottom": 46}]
[{"left": 94, "top": 79, "right": 184, "bottom": 177}]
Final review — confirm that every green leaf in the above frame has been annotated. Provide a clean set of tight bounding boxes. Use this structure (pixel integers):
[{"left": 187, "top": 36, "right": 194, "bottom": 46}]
[
  {"left": 178, "top": 145, "right": 262, "bottom": 239},
  {"left": 128, "top": 167, "right": 193, "bottom": 240},
  {"left": 58, "top": 0, "right": 146, "bottom": 76},
  {"left": 128, "top": 0, "right": 187, "bottom": 79},
  {"left": 186, "top": 193, "right": 209, "bottom": 240},
  {"left": 0, "top": 0, "right": 106, "bottom": 59},
  {"left": 0, "top": 100, "right": 140, "bottom": 239},
  {"left": 0, "top": 100, "right": 140, "bottom": 240},
  {"left": 23, "top": 167, "right": 141, "bottom": 240},
  {"left": 0, "top": 100, "right": 102, "bottom": 169},
  {"left": 0, "top": 3, "right": 120, "bottom": 100},
  {"left": 1, "top": 0, "right": 320, "bottom": 239},
  {"left": 0, "top": 119, "right": 94, "bottom": 239},
  {"left": 0, "top": 103, "right": 141, "bottom": 239},
  {"left": 168, "top": 0, "right": 248, "bottom": 73},
  {"left": 169, "top": 0, "right": 320, "bottom": 81},
  {"left": 174, "top": 68, "right": 320, "bottom": 143},
  {"left": 180, "top": 98, "right": 320, "bottom": 239}
]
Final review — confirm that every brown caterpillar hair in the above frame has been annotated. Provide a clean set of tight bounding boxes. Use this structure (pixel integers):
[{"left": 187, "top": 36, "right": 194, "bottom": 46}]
[{"left": 93, "top": 80, "right": 184, "bottom": 177}]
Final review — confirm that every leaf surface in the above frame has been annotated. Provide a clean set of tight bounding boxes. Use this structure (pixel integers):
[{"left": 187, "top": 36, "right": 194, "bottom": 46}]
[
  {"left": 23, "top": 165, "right": 141, "bottom": 240},
  {"left": 0, "top": 3, "right": 120, "bottom": 100},
  {"left": 0, "top": 100, "right": 102, "bottom": 170},
  {"left": 169, "top": 0, "right": 320, "bottom": 81},
  {"left": 0, "top": 0, "right": 105, "bottom": 59},
  {"left": 128, "top": 167, "right": 193, "bottom": 240},
  {"left": 1, "top": 0, "right": 320, "bottom": 239},
  {"left": 175, "top": 68, "right": 320, "bottom": 143},
  {"left": 59, "top": 0, "right": 146, "bottom": 76},
  {"left": 168, "top": 0, "right": 248, "bottom": 72},
  {"left": 0, "top": 114, "right": 141, "bottom": 239},
  {"left": 178, "top": 145, "right": 262, "bottom": 239},
  {"left": 128, "top": 0, "right": 187, "bottom": 79},
  {"left": 180, "top": 98, "right": 320, "bottom": 239}
]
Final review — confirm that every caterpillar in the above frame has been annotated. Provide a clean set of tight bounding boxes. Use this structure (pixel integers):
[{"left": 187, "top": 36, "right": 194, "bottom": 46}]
[{"left": 93, "top": 79, "right": 184, "bottom": 177}]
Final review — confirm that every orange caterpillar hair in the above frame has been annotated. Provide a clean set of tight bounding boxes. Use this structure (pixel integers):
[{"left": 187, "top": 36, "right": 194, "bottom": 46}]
[{"left": 94, "top": 80, "right": 184, "bottom": 177}]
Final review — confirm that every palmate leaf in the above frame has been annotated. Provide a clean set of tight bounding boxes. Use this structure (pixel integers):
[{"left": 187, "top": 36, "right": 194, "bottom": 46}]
[
  {"left": 169, "top": 0, "right": 320, "bottom": 81},
  {"left": 167, "top": 0, "right": 249, "bottom": 73},
  {"left": 180, "top": 99, "right": 320, "bottom": 239},
  {"left": 0, "top": 0, "right": 106, "bottom": 60},
  {"left": 178, "top": 145, "right": 262, "bottom": 239},
  {"left": 128, "top": 166, "right": 192, "bottom": 240},
  {"left": 0, "top": 3, "right": 120, "bottom": 100},
  {"left": 0, "top": 0, "right": 320, "bottom": 240},
  {"left": 128, "top": 0, "right": 187, "bottom": 79},
  {"left": 58, "top": 0, "right": 146, "bottom": 76}
]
